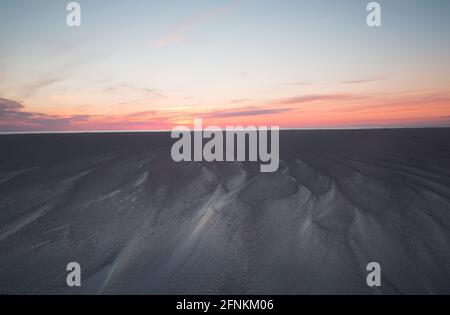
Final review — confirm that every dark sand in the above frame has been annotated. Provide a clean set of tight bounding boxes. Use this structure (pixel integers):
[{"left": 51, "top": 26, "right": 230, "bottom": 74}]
[{"left": 0, "top": 128, "right": 450, "bottom": 294}]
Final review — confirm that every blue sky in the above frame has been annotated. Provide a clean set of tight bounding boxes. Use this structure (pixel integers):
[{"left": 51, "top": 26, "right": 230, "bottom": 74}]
[{"left": 0, "top": 0, "right": 449, "bottom": 130}]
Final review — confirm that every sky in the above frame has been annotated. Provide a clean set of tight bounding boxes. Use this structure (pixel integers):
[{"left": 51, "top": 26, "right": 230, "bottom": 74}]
[{"left": 0, "top": 0, "right": 449, "bottom": 131}]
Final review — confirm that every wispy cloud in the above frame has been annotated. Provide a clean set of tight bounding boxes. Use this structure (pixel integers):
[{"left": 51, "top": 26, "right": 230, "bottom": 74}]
[
  {"left": 275, "top": 81, "right": 312, "bottom": 87},
  {"left": 195, "top": 94, "right": 365, "bottom": 121},
  {"left": 240, "top": 72, "right": 249, "bottom": 79},
  {"left": 201, "top": 106, "right": 293, "bottom": 118},
  {"left": 275, "top": 77, "right": 385, "bottom": 87},
  {"left": 148, "top": 5, "right": 233, "bottom": 48},
  {"left": 20, "top": 75, "right": 65, "bottom": 98},
  {"left": 340, "top": 77, "right": 385, "bottom": 85},
  {"left": 103, "top": 83, "right": 166, "bottom": 98},
  {"left": 125, "top": 110, "right": 157, "bottom": 118},
  {"left": 0, "top": 98, "right": 23, "bottom": 112},
  {"left": 271, "top": 94, "right": 362, "bottom": 106},
  {"left": 0, "top": 97, "right": 93, "bottom": 131}
]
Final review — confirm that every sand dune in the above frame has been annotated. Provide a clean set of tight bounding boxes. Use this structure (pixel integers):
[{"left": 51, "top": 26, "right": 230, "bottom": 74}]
[{"left": 0, "top": 129, "right": 449, "bottom": 294}]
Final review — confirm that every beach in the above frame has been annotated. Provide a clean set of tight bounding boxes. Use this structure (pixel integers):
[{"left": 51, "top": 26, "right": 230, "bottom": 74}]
[{"left": 0, "top": 128, "right": 449, "bottom": 294}]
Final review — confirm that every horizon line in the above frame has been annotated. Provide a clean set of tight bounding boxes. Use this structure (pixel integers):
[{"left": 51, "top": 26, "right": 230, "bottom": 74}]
[{"left": 1, "top": 125, "right": 449, "bottom": 135}]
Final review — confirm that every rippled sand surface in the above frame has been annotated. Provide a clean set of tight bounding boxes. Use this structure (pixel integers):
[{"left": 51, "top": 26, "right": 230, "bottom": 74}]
[{"left": 0, "top": 129, "right": 449, "bottom": 294}]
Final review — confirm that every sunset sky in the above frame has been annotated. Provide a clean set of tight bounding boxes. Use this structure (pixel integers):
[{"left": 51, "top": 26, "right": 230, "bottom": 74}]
[{"left": 0, "top": 0, "right": 449, "bottom": 132}]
